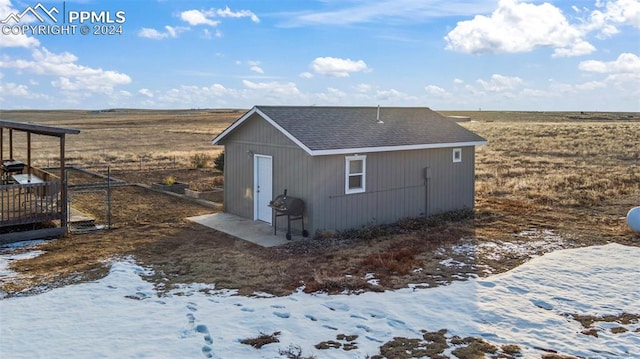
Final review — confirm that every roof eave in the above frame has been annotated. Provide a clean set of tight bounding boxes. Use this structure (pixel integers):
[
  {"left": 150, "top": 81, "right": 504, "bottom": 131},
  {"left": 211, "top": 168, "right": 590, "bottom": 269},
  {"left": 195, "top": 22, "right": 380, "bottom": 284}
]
[
  {"left": 211, "top": 106, "right": 315, "bottom": 155},
  {"left": 308, "top": 140, "right": 487, "bottom": 156}
]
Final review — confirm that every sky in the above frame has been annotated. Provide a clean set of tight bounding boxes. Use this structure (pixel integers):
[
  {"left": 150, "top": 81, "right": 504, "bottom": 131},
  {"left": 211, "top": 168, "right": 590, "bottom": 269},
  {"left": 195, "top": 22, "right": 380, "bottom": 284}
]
[
  {"left": 0, "top": 0, "right": 639, "bottom": 111},
  {"left": 1, "top": 242, "right": 639, "bottom": 358}
]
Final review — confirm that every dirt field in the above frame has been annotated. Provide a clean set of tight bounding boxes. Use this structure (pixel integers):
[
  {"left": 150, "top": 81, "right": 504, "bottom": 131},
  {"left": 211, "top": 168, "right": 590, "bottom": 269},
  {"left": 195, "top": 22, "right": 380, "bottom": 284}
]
[{"left": 1, "top": 109, "right": 638, "bottom": 298}]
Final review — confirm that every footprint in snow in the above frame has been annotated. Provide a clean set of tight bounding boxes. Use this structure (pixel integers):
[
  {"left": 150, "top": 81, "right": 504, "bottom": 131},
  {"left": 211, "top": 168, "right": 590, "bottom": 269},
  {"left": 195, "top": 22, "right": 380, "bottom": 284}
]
[
  {"left": 204, "top": 334, "right": 213, "bottom": 345},
  {"left": 365, "top": 309, "right": 387, "bottom": 318},
  {"left": 386, "top": 318, "right": 406, "bottom": 329},
  {"left": 365, "top": 336, "right": 383, "bottom": 343},
  {"left": 196, "top": 324, "right": 214, "bottom": 347},
  {"left": 476, "top": 280, "right": 496, "bottom": 288},
  {"left": 187, "top": 303, "right": 198, "bottom": 312},
  {"left": 323, "top": 302, "right": 349, "bottom": 312},
  {"left": 186, "top": 313, "right": 196, "bottom": 325},
  {"left": 271, "top": 304, "right": 286, "bottom": 309},
  {"left": 240, "top": 307, "right": 255, "bottom": 312},
  {"left": 196, "top": 324, "right": 209, "bottom": 334},
  {"left": 530, "top": 299, "right": 553, "bottom": 310},
  {"left": 305, "top": 314, "right": 317, "bottom": 322},
  {"left": 350, "top": 314, "right": 367, "bottom": 320},
  {"left": 273, "top": 311, "right": 290, "bottom": 319},
  {"left": 507, "top": 285, "right": 529, "bottom": 294},
  {"left": 356, "top": 324, "right": 372, "bottom": 333},
  {"left": 201, "top": 345, "right": 213, "bottom": 358}
]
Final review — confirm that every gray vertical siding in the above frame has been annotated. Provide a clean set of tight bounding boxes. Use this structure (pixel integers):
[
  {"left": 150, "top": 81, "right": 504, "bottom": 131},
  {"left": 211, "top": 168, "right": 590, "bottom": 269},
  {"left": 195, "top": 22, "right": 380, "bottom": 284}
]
[
  {"left": 220, "top": 114, "right": 477, "bottom": 235},
  {"left": 309, "top": 146, "right": 476, "bottom": 233}
]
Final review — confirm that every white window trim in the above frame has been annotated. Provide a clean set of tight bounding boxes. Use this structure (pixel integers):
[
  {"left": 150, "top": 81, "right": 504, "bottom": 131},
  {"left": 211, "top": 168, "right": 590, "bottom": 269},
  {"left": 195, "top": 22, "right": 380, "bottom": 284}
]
[
  {"left": 452, "top": 148, "right": 462, "bottom": 163},
  {"left": 345, "top": 155, "right": 366, "bottom": 194}
]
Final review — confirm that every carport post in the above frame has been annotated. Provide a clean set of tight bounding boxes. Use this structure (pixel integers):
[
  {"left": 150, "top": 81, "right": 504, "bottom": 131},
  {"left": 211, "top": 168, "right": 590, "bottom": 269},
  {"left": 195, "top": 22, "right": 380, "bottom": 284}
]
[{"left": 60, "top": 135, "right": 68, "bottom": 229}]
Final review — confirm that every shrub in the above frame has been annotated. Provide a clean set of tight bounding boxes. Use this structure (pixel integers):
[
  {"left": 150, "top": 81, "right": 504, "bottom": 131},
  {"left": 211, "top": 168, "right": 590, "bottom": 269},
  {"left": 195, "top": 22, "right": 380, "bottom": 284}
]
[
  {"left": 164, "top": 175, "right": 175, "bottom": 185},
  {"left": 213, "top": 151, "right": 224, "bottom": 172},
  {"left": 190, "top": 153, "right": 209, "bottom": 168},
  {"left": 304, "top": 270, "right": 370, "bottom": 294},
  {"left": 361, "top": 248, "right": 418, "bottom": 275},
  {"left": 240, "top": 331, "right": 280, "bottom": 349}
]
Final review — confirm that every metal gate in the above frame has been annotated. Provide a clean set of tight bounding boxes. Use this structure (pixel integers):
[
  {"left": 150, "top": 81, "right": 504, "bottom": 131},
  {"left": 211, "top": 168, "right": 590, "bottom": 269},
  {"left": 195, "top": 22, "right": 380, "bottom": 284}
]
[{"left": 67, "top": 187, "right": 111, "bottom": 233}]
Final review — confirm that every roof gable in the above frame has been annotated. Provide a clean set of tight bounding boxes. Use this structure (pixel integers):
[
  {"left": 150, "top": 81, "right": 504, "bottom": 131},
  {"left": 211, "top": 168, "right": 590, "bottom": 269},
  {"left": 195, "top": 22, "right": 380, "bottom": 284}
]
[{"left": 212, "top": 106, "right": 486, "bottom": 156}]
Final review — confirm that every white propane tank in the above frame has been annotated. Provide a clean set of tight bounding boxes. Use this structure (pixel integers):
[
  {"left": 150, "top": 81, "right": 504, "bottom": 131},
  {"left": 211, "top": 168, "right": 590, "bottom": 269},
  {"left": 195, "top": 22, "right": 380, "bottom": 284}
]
[{"left": 627, "top": 206, "right": 640, "bottom": 233}]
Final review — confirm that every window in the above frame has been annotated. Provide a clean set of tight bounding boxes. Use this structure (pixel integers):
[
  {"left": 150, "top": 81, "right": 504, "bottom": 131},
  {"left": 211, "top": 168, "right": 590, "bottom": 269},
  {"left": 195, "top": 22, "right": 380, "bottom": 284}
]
[
  {"left": 452, "top": 148, "right": 462, "bottom": 163},
  {"left": 345, "top": 155, "right": 366, "bottom": 194}
]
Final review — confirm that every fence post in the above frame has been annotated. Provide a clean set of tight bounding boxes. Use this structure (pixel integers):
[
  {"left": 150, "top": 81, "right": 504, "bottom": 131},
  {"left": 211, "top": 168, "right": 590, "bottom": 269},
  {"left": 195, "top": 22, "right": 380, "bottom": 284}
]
[{"left": 107, "top": 166, "right": 111, "bottom": 229}]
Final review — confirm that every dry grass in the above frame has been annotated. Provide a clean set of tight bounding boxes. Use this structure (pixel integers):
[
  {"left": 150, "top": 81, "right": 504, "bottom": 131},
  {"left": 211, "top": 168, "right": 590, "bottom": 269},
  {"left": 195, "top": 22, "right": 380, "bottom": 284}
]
[
  {"left": 240, "top": 331, "right": 281, "bottom": 349},
  {"left": 460, "top": 118, "right": 640, "bottom": 243},
  {"left": 1, "top": 109, "right": 639, "bottom": 300},
  {"left": 0, "top": 109, "right": 240, "bottom": 170}
]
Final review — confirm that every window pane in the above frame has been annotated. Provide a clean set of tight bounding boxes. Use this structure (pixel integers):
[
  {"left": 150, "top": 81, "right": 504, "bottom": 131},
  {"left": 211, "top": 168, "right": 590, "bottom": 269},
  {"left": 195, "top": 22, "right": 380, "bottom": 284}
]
[
  {"left": 349, "top": 160, "right": 363, "bottom": 174},
  {"left": 349, "top": 175, "right": 362, "bottom": 189}
]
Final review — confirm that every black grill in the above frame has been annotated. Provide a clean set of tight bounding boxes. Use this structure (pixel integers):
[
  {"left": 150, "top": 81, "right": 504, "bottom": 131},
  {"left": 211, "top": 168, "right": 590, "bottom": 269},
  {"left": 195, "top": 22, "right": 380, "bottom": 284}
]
[
  {"left": 1, "top": 160, "right": 25, "bottom": 184},
  {"left": 269, "top": 189, "right": 309, "bottom": 240},
  {"left": 2, "top": 160, "right": 25, "bottom": 174}
]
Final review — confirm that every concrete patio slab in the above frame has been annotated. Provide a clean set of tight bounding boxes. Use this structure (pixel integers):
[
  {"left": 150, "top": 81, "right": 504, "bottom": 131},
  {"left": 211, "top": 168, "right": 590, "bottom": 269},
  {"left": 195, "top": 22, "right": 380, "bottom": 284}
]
[{"left": 187, "top": 212, "right": 305, "bottom": 247}]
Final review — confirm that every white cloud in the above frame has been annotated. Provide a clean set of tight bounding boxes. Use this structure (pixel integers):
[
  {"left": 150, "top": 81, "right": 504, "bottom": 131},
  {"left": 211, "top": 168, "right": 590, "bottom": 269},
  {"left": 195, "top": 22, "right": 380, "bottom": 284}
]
[
  {"left": 597, "top": 0, "right": 640, "bottom": 28},
  {"left": 236, "top": 60, "right": 265, "bottom": 74},
  {"left": 310, "top": 57, "right": 370, "bottom": 77},
  {"left": 425, "top": 85, "right": 449, "bottom": 97},
  {"left": 280, "top": 1, "right": 495, "bottom": 27},
  {"left": 247, "top": 60, "right": 263, "bottom": 73},
  {"left": 316, "top": 87, "right": 347, "bottom": 103},
  {"left": 202, "top": 28, "right": 222, "bottom": 39},
  {"left": 445, "top": 0, "right": 593, "bottom": 57},
  {"left": 138, "top": 28, "right": 165, "bottom": 39},
  {"left": 180, "top": 7, "right": 259, "bottom": 27},
  {"left": 299, "top": 72, "right": 314, "bottom": 79},
  {"left": 453, "top": 78, "right": 465, "bottom": 84},
  {"left": 354, "top": 84, "right": 372, "bottom": 93},
  {"left": 578, "top": 52, "right": 640, "bottom": 73},
  {"left": 0, "top": 47, "right": 131, "bottom": 94},
  {"left": 375, "top": 88, "right": 412, "bottom": 102},
  {"left": 575, "top": 81, "right": 606, "bottom": 90},
  {"left": 242, "top": 80, "right": 300, "bottom": 97},
  {"left": 150, "top": 84, "right": 237, "bottom": 107},
  {"left": 216, "top": 6, "right": 259, "bottom": 23},
  {"left": 445, "top": 0, "right": 639, "bottom": 57},
  {"left": 180, "top": 9, "right": 220, "bottom": 26},
  {"left": 476, "top": 74, "right": 523, "bottom": 92},
  {"left": 139, "top": 88, "right": 154, "bottom": 98},
  {"left": 138, "top": 26, "right": 188, "bottom": 39},
  {"left": 0, "top": 81, "right": 29, "bottom": 97},
  {"left": 552, "top": 40, "right": 596, "bottom": 57}
]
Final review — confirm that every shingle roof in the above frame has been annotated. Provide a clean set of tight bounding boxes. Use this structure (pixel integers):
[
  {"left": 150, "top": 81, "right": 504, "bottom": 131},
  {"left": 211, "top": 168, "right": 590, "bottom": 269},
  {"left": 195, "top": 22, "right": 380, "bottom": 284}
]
[{"left": 213, "top": 106, "right": 486, "bottom": 156}]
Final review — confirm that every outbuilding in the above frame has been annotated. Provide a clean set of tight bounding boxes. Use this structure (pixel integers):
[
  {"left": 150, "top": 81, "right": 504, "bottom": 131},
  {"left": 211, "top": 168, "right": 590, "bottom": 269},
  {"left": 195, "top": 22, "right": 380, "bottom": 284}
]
[{"left": 212, "top": 106, "right": 486, "bottom": 236}]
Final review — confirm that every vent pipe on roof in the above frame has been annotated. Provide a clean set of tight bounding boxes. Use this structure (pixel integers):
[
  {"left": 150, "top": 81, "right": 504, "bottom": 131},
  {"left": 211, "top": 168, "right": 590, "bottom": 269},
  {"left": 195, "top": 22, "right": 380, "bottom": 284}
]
[{"left": 376, "top": 105, "right": 383, "bottom": 124}]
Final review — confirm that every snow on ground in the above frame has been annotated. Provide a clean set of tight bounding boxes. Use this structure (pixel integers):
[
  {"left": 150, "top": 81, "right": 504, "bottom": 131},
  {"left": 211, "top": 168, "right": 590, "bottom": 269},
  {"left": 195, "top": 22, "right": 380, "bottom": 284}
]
[{"left": 1, "top": 243, "right": 639, "bottom": 358}]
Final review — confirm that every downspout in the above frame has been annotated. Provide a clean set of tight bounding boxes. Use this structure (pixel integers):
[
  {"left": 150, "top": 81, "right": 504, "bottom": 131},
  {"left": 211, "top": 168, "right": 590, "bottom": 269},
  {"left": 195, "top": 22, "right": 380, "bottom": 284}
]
[{"left": 424, "top": 167, "right": 431, "bottom": 217}]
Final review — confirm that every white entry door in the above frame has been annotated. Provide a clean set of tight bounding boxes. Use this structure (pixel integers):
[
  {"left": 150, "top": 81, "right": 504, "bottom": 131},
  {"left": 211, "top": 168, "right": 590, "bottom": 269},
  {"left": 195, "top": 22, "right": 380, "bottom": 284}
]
[{"left": 254, "top": 155, "right": 273, "bottom": 224}]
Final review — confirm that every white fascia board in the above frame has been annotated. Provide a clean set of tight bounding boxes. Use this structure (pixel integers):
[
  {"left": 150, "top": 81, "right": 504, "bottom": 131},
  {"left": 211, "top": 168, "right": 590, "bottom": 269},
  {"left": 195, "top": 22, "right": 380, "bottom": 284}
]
[
  {"left": 211, "top": 107, "right": 315, "bottom": 155},
  {"left": 252, "top": 108, "right": 315, "bottom": 155},
  {"left": 309, "top": 141, "right": 487, "bottom": 156},
  {"left": 211, "top": 107, "right": 258, "bottom": 145}
]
